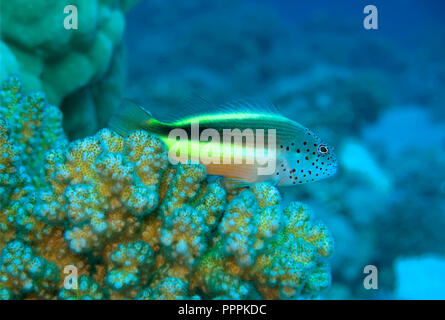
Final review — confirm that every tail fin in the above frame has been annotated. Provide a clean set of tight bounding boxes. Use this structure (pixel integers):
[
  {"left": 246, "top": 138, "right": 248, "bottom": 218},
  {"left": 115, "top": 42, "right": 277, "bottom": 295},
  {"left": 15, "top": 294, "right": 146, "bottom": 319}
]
[{"left": 108, "top": 99, "right": 152, "bottom": 136}]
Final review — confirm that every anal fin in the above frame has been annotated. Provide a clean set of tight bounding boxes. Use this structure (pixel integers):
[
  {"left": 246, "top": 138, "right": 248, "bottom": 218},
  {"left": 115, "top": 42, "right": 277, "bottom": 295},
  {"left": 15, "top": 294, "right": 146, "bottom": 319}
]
[{"left": 223, "top": 177, "right": 253, "bottom": 189}]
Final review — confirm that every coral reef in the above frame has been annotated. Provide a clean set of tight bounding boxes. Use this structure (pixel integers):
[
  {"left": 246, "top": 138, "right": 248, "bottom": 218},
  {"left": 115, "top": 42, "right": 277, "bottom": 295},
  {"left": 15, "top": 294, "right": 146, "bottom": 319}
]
[
  {"left": 192, "top": 191, "right": 333, "bottom": 299},
  {"left": 0, "top": 76, "right": 333, "bottom": 299},
  {"left": 0, "top": 76, "right": 67, "bottom": 250},
  {"left": 2, "top": 0, "right": 443, "bottom": 301}
]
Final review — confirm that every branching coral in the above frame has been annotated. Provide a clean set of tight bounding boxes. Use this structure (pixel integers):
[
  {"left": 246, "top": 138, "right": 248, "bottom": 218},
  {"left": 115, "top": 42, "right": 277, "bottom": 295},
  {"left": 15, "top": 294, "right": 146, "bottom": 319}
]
[
  {"left": 0, "top": 240, "right": 59, "bottom": 299},
  {"left": 191, "top": 186, "right": 333, "bottom": 300},
  {"left": 38, "top": 128, "right": 168, "bottom": 253},
  {"left": 0, "top": 76, "right": 67, "bottom": 249},
  {"left": 59, "top": 274, "right": 103, "bottom": 300},
  {"left": 0, "top": 117, "right": 18, "bottom": 206},
  {"left": 105, "top": 241, "right": 154, "bottom": 297},
  {"left": 0, "top": 76, "right": 334, "bottom": 300},
  {"left": 0, "top": 76, "right": 67, "bottom": 177}
]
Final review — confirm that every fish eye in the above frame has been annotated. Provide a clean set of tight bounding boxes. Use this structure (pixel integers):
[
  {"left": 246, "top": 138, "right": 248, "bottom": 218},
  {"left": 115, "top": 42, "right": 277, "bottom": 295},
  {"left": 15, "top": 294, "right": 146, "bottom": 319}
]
[{"left": 317, "top": 144, "right": 328, "bottom": 154}]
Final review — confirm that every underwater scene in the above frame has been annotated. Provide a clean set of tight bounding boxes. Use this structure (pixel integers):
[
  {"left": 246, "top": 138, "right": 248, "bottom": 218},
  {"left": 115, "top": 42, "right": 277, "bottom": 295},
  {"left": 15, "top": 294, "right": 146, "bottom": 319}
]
[{"left": 0, "top": 0, "right": 444, "bottom": 300}]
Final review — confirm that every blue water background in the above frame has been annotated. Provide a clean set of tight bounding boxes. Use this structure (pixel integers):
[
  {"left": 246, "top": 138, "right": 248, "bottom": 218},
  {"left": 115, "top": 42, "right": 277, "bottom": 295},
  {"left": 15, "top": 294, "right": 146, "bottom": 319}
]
[{"left": 124, "top": 0, "right": 445, "bottom": 299}]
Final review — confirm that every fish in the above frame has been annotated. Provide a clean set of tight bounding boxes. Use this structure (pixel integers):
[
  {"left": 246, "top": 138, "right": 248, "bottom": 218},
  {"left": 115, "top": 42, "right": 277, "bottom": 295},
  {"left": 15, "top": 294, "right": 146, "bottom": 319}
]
[{"left": 109, "top": 99, "right": 338, "bottom": 188}]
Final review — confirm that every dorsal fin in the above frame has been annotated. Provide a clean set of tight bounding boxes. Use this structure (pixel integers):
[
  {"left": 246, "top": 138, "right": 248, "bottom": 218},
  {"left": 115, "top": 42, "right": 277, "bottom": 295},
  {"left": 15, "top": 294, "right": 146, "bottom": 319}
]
[
  {"left": 160, "top": 94, "right": 280, "bottom": 124},
  {"left": 218, "top": 98, "right": 280, "bottom": 115},
  {"left": 159, "top": 93, "right": 215, "bottom": 123}
]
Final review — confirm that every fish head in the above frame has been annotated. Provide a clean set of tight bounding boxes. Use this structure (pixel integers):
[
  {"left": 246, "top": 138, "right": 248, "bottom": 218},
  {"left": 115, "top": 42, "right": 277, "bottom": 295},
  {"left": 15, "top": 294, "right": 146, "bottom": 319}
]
[{"left": 276, "top": 130, "right": 338, "bottom": 186}]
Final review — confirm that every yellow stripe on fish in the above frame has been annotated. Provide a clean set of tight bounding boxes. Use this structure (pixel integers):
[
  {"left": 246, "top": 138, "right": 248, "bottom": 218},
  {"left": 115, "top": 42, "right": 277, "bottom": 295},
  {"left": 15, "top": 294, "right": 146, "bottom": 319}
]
[{"left": 109, "top": 99, "right": 338, "bottom": 188}]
